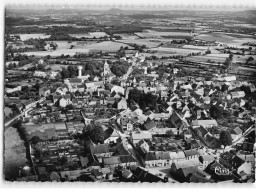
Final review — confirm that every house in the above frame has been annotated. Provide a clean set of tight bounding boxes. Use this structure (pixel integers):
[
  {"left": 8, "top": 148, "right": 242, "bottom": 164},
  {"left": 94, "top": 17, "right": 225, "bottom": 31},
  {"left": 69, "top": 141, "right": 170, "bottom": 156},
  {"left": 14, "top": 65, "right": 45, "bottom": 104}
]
[
  {"left": 33, "top": 71, "right": 47, "bottom": 78},
  {"left": 204, "top": 160, "right": 235, "bottom": 182},
  {"left": 39, "top": 87, "right": 51, "bottom": 97},
  {"left": 59, "top": 95, "right": 72, "bottom": 107},
  {"left": 102, "top": 155, "right": 137, "bottom": 168},
  {"left": 199, "top": 154, "right": 215, "bottom": 170},
  {"left": 131, "top": 132, "right": 152, "bottom": 144},
  {"left": 23, "top": 100, "right": 36, "bottom": 110},
  {"left": 53, "top": 95, "right": 61, "bottom": 104},
  {"left": 143, "top": 120, "right": 157, "bottom": 131},
  {"left": 183, "top": 149, "right": 199, "bottom": 160},
  {"left": 230, "top": 91, "right": 245, "bottom": 99},
  {"left": 230, "top": 126, "right": 243, "bottom": 141},
  {"left": 191, "top": 120, "right": 218, "bottom": 128},
  {"left": 170, "top": 158, "right": 201, "bottom": 178},
  {"left": 49, "top": 172, "right": 61, "bottom": 182},
  {"left": 175, "top": 166, "right": 199, "bottom": 182},
  {"left": 202, "top": 97, "right": 211, "bottom": 104},
  {"left": 69, "top": 78, "right": 83, "bottom": 86},
  {"left": 111, "top": 85, "right": 125, "bottom": 95},
  {"left": 131, "top": 166, "right": 165, "bottom": 183},
  {"left": 89, "top": 144, "right": 113, "bottom": 163},
  {"left": 117, "top": 98, "right": 127, "bottom": 110},
  {"left": 237, "top": 162, "right": 252, "bottom": 177},
  {"left": 219, "top": 152, "right": 233, "bottom": 169}
]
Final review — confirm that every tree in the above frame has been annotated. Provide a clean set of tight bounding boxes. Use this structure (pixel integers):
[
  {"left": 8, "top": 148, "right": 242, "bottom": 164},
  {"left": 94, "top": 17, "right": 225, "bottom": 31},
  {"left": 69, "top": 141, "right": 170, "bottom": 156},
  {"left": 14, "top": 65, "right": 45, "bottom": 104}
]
[
  {"left": 205, "top": 50, "right": 211, "bottom": 54},
  {"left": 55, "top": 73, "right": 62, "bottom": 81},
  {"left": 66, "top": 104, "right": 74, "bottom": 110},
  {"left": 84, "top": 124, "right": 105, "bottom": 144},
  {"left": 166, "top": 130, "right": 175, "bottom": 137},
  {"left": 128, "top": 88, "right": 142, "bottom": 105},
  {"left": 34, "top": 149, "right": 42, "bottom": 159},
  {"left": 36, "top": 102, "right": 41, "bottom": 108},
  {"left": 111, "top": 78, "right": 119, "bottom": 85},
  {"left": 37, "top": 64, "right": 45, "bottom": 70},
  {"left": 60, "top": 156, "right": 68, "bottom": 165},
  {"left": 61, "top": 68, "right": 70, "bottom": 79},
  {"left": 219, "top": 131, "right": 232, "bottom": 148},
  {"left": 31, "top": 136, "right": 40, "bottom": 145},
  {"left": 209, "top": 105, "right": 223, "bottom": 119},
  {"left": 223, "top": 58, "right": 231, "bottom": 69}
]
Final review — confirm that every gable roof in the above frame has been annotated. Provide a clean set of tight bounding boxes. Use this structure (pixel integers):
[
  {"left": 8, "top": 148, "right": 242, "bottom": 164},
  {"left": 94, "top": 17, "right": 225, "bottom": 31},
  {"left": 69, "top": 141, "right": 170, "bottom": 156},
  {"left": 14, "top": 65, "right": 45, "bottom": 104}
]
[
  {"left": 143, "top": 120, "right": 157, "bottom": 130},
  {"left": 70, "top": 78, "right": 82, "bottom": 83},
  {"left": 90, "top": 144, "right": 109, "bottom": 154},
  {"left": 183, "top": 149, "right": 199, "bottom": 157}
]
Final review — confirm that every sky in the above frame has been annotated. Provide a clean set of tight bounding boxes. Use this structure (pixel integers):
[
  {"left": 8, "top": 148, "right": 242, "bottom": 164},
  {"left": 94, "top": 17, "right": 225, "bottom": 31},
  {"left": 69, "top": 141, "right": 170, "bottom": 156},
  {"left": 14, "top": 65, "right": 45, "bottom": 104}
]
[{"left": 4, "top": 0, "right": 256, "bottom": 11}]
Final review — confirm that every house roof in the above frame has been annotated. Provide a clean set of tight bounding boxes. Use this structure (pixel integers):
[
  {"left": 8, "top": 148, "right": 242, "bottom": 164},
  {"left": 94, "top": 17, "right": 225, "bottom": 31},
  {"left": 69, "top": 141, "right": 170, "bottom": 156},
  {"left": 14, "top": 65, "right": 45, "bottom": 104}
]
[
  {"left": 183, "top": 149, "right": 199, "bottom": 157},
  {"left": 80, "top": 156, "right": 89, "bottom": 167},
  {"left": 103, "top": 156, "right": 121, "bottom": 165},
  {"left": 231, "top": 126, "right": 243, "bottom": 135},
  {"left": 119, "top": 155, "right": 137, "bottom": 163},
  {"left": 50, "top": 172, "right": 60, "bottom": 180},
  {"left": 178, "top": 166, "right": 198, "bottom": 177},
  {"left": 172, "top": 158, "right": 200, "bottom": 169},
  {"left": 70, "top": 78, "right": 82, "bottom": 83},
  {"left": 220, "top": 152, "right": 233, "bottom": 161},
  {"left": 90, "top": 144, "right": 109, "bottom": 154},
  {"left": 143, "top": 120, "right": 157, "bottom": 130},
  {"left": 191, "top": 120, "right": 218, "bottom": 127}
]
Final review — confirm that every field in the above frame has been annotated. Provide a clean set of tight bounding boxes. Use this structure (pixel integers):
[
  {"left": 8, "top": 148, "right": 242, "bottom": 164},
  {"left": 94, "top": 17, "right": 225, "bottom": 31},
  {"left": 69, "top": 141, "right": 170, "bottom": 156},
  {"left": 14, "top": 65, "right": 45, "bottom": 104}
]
[
  {"left": 69, "top": 32, "right": 108, "bottom": 38},
  {"left": 196, "top": 32, "right": 256, "bottom": 45},
  {"left": 150, "top": 46, "right": 208, "bottom": 56},
  {"left": 12, "top": 34, "right": 51, "bottom": 41},
  {"left": 23, "top": 41, "right": 132, "bottom": 57},
  {"left": 135, "top": 30, "right": 190, "bottom": 39},
  {"left": 4, "top": 107, "right": 13, "bottom": 117},
  {"left": 115, "top": 33, "right": 139, "bottom": 40},
  {"left": 118, "top": 38, "right": 161, "bottom": 48},
  {"left": 4, "top": 127, "right": 28, "bottom": 180}
]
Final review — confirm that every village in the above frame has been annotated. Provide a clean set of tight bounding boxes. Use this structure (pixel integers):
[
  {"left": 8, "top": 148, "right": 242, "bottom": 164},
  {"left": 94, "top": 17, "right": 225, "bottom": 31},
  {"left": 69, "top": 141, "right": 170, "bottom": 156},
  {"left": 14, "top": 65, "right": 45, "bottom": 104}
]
[{"left": 4, "top": 7, "right": 256, "bottom": 183}]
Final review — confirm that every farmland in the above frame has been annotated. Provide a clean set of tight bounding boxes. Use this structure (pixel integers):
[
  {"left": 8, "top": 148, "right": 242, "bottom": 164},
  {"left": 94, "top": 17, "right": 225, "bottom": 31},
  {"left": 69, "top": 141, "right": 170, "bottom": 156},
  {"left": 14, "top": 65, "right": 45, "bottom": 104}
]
[
  {"left": 4, "top": 127, "right": 28, "bottom": 180},
  {"left": 196, "top": 32, "right": 256, "bottom": 45},
  {"left": 135, "top": 30, "right": 191, "bottom": 39},
  {"left": 11, "top": 33, "right": 51, "bottom": 41},
  {"left": 69, "top": 32, "right": 108, "bottom": 38},
  {"left": 23, "top": 41, "right": 132, "bottom": 57}
]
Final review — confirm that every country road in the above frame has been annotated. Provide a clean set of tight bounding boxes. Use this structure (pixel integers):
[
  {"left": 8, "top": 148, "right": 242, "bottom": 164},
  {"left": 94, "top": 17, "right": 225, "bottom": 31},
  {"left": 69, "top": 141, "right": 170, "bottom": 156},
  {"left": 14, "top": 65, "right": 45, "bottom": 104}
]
[{"left": 4, "top": 112, "right": 24, "bottom": 127}]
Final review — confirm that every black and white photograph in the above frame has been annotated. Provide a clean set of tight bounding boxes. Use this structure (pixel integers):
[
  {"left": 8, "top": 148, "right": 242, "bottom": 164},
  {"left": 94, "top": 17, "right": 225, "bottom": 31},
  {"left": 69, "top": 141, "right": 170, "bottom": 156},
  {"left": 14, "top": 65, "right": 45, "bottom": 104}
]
[{"left": 2, "top": 0, "right": 256, "bottom": 185}]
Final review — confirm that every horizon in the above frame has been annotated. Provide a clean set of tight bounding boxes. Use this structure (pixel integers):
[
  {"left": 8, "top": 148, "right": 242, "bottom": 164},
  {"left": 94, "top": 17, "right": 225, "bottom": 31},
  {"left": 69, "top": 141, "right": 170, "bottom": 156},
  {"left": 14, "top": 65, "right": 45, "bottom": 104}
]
[{"left": 4, "top": 0, "right": 256, "bottom": 11}]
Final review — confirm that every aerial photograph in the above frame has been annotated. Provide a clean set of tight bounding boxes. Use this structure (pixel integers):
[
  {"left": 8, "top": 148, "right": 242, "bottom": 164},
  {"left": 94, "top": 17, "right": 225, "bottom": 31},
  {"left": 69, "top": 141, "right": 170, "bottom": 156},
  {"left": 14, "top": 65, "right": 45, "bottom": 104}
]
[{"left": 3, "top": 2, "right": 256, "bottom": 183}]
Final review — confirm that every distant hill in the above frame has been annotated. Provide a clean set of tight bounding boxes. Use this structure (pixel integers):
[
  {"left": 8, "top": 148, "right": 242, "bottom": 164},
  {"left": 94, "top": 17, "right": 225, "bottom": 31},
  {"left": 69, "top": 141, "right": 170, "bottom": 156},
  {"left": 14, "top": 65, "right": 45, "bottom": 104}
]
[{"left": 105, "top": 8, "right": 124, "bottom": 14}]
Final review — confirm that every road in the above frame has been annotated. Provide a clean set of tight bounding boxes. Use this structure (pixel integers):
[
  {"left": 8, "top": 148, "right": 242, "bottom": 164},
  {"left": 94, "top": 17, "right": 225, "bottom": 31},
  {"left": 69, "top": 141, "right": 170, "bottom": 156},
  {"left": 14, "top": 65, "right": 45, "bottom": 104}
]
[
  {"left": 4, "top": 97, "right": 46, "bottom": 127},
  {"left": 122, "top": 66, "right": 133, "bottom": 80},
  {"left": 5, "top": 112, "right": 25, "bottom": 127},
  {"left": 232, "top": 125, "right": 255, "bottom": 145}
]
